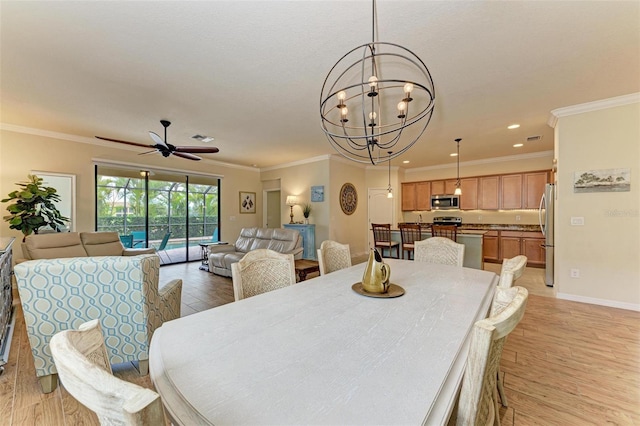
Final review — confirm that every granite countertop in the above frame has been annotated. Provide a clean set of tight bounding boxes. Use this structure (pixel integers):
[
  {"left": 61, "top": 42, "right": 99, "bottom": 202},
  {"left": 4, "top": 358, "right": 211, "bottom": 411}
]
[
  {"left": 393, "top": 223, "right": 541, "bottom": 232},
  {"left": 459, "top": 224, "right": 541, "bottom": 232}
]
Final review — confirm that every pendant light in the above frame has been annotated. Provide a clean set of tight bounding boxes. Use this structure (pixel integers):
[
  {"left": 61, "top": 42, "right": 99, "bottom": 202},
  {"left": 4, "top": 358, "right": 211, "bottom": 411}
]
[
  {"left": 454, "top": 138, "right": 462, "bottom": 195},
  {"left": 387, "top": 151, "right": 393, "bottom": 198}
]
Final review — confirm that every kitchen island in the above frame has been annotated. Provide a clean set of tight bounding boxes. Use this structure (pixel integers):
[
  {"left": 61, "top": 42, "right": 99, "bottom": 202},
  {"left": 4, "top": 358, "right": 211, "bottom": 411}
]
[{"left": 390, "top": 228, "right": 486, "bottom": 269}]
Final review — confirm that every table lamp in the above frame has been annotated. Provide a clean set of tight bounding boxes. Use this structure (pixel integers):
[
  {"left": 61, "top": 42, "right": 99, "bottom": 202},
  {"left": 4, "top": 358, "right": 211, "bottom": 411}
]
[{"left": 286, "top": 196, "right": 298, "bottom": 224}]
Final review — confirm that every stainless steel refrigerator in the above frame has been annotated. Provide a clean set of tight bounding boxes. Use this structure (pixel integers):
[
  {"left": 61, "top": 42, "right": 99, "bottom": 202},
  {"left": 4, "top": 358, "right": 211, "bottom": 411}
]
[{"left": 539, "top": 183, "right": 555, "bottom": 287}]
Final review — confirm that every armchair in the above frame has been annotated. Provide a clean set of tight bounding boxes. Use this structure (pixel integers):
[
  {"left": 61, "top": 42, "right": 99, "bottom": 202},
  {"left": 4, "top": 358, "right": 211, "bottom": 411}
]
[{"left": 14, "top": 254, "right": 182, "bottom": 393}]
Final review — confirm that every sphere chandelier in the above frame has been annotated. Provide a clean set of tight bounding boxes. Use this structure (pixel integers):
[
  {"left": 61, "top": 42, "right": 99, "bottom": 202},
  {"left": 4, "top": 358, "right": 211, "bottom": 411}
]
[{"left": 320, "top": 0, "right": 436, "bottom": 165}]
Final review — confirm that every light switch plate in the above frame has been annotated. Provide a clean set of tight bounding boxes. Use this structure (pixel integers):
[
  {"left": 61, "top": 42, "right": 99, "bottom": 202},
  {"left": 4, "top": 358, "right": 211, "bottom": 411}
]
[{"left": 570, "top": 217, "right": 584, "bottom": 226}]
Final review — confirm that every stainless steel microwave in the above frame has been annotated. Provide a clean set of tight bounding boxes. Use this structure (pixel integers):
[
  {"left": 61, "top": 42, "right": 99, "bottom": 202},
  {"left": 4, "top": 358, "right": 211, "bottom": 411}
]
[{"left": 430, "top": 194, "right": 460, "bottom": 210}]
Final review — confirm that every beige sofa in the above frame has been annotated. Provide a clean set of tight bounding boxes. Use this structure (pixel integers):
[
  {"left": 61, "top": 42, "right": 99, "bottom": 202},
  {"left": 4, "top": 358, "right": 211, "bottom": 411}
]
[
  {"left": 20, "top": 231, "right": 155, "bottom": 261},
  {"left": 208, "top": 227, "right": 303, "bottom": 277}
]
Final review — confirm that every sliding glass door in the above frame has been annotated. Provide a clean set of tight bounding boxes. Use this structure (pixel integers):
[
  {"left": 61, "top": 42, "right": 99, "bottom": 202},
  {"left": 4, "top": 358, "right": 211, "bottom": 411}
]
[{"left": 96, "top": 166, "right": 220, "bottom": 265}]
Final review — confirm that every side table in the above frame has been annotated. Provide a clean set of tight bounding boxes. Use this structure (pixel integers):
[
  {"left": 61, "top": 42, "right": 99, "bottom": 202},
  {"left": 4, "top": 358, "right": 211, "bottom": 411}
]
[{"left": 294, "top": 259, "right": 319, "bottom": 282}]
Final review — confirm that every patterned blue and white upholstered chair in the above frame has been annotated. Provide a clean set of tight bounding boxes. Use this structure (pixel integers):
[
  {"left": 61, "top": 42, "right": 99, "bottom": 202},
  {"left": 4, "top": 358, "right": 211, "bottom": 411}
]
[{"left": 14, "top": 253, "right": 182, "bottom": 393}]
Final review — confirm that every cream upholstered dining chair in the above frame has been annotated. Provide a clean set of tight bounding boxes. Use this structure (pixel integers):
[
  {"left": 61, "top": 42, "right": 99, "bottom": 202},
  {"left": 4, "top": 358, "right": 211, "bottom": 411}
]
[
  {"left": 497, "top": 255, "right": 528, "bottom": 290},
  {"left": 414, "top": 237, "right": 465, "bottom": 266},
  {"left": 317, "top": 240, "right": 352, "bottom": 276},
  {"left": 455, "top": 286, "right": 529, "bottom": 426},
  {"left": 398, "top": 223, "right": 422, "bottom": 260},
  {"left": 492, "top": 254, "right": 527, "bottom": 408},
  {"left": 49, "top": 319, "right": 166, "bottom": 425},
  {"left": 231, "top": 249, "right": 296, "bottom": 301}
]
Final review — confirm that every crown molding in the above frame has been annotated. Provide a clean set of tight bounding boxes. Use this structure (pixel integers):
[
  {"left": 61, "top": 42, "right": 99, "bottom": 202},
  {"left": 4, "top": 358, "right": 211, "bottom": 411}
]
[
  {"left": 0, "top": 123, "right": 258, "bottom": 172},
  {"left": 92, "top": 158, "right": 225, "bottom": 179},
  {"left": 547, "top": 92, "right": 640, "bottom": 128},
  {"left": 404, "top": 150, "right": 554, "bottom": 174}
]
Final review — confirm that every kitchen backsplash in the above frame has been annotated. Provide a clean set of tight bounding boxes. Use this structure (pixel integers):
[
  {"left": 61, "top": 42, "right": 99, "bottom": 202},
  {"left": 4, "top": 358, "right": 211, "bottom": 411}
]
[{"left": 402, "top": 209, "right": 540, "bottom": 226}]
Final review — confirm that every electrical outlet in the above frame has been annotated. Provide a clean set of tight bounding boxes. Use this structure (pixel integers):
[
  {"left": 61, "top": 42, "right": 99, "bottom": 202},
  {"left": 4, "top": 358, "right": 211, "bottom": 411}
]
[
  {"left": 229, "top": 215, "right": 236, "bottom": 221},
  {"left": 478, "top": 215, "right": 482, "bottom": 221},
  {"left": 515, "top": 215, "right": 521, "bottom": 221},
  {"left": 570, "top": 269, "right": 580, "bottom": 278}
]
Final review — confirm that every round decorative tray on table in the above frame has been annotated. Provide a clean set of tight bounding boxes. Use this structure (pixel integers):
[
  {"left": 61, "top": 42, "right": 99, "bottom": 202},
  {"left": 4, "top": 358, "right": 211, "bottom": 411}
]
[{"left": 351, "top": 282, "right": 405, "bottom": 298}]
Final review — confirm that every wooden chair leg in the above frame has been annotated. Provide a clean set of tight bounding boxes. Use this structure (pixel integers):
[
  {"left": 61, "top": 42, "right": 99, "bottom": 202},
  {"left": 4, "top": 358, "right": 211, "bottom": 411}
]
[
  {"left": 135, "top": 359, "right": 149, "bottom": 375},
  {"left": 497, "top": 369, "right": 508, "bottom": 407},
  {"left": 39, "top": 373, "right": 58, "bottom": 393}
]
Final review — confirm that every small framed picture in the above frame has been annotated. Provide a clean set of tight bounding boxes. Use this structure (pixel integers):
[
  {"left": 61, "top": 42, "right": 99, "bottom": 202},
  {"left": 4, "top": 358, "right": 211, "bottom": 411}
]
[
  {"left": 239, "top": 191, "right": 256, "bottom": 214},
  {"left": 311, "top": 185, "right": 324, "bottom": 202}
]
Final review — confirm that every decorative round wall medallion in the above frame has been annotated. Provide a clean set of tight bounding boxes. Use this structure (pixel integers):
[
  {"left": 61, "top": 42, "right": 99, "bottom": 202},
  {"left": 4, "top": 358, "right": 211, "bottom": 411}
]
[{"left": 339, "top": 183, "right": 358, "bottom": 215}]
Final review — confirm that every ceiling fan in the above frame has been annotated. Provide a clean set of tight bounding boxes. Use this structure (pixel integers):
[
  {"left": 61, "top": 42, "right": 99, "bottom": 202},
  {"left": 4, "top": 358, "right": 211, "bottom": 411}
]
[{"left": 96, "top": 120, "right": 219, "bottom": 161}]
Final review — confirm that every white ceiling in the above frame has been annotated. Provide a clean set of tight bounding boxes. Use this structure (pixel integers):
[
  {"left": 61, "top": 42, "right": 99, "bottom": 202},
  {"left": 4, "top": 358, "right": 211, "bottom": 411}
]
[{"left": 1, "top": 1, "right": 639, "bottom": 169}]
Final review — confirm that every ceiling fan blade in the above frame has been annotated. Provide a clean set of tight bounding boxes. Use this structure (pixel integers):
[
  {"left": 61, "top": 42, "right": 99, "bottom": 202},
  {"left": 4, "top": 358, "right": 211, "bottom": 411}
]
[
  {"left": 149, "top": 131, "right": 168, "bottom": 148},
  {"left": 172, "top": 152, "right": 202, "bottom": 161},
  {"left": 173, "top": 146, "right": 220, "bottom": 154},
  {"left": 95, "top": 136, "right": 154, "bottom": 149},
  {"left": 138, "top": 149, "right": 160, "bottom": 156}
]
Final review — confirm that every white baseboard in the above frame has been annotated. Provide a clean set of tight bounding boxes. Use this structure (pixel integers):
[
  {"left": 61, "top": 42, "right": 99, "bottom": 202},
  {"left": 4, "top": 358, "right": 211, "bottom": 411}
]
[{"left": 556, "top": 292, "right": 640, "bottom": 312}]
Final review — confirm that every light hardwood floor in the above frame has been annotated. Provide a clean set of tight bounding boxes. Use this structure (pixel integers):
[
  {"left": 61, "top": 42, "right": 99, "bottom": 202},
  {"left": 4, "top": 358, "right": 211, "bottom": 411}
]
[{"left": 1, "top": 261, "right": 638, "bottom": 425}]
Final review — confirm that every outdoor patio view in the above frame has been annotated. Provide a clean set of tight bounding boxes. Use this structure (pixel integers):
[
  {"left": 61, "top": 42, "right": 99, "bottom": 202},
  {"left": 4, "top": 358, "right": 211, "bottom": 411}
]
[{"left": 96, "top": 171, "right": 220, "bottom": 264}]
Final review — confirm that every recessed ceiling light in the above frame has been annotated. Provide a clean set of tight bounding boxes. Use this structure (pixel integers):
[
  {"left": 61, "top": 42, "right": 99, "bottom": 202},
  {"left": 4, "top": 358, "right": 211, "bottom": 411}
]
[
  {"left": 508, "top": 124, "right": 520, "bottom": 130},
  {"left": 403, "top": 160, "right": 410, "bottom": 164},
  {"left": 450, "top": 153, "right": 458, "bottom": 157},
  {"left": 513, "top": 143, "right": 524, "bottom": 148}
]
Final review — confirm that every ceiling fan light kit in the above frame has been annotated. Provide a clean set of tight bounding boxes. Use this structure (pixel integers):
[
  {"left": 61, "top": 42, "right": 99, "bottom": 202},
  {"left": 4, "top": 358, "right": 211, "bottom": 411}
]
[
  {"left": 319, "top": 0, "right": 436, "bottom": 165},
  {"left": 96, "top": 120, "right": 219, "bottom": 161}
]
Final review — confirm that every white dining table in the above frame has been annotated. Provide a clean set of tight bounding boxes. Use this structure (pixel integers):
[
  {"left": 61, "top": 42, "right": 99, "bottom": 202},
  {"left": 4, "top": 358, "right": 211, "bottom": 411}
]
[{"left": 149, "top": 259, "right": 497, "bottom": 425}]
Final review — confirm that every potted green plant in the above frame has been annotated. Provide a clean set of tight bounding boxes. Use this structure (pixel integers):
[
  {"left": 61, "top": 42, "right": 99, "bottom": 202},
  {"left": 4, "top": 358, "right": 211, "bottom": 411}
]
[
  {"left": 2, "top": 174, "right": 69, "bottom": 241},
  {"left": 302, "top": 204, "right": 312, "bottom": 224}
]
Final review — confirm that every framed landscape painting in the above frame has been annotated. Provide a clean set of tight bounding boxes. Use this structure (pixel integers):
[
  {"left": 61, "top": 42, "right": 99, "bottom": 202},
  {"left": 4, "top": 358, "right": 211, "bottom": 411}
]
[
  {"left": 573, "top": 168, "right": 630, "bottom": 193},
  {"left": 239, "top": 191, "right": 256, "bottom": 213}
]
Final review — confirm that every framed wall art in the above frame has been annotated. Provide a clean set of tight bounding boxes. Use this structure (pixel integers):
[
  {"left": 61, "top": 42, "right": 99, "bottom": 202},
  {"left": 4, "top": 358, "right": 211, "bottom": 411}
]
[
  {"left": 31, "top": 171, "right": 76, "bottom": 232},
  {"left": 339, "top": 183, "right": 358, "bottom": 215},
  {"left": 239, "top": 191, "right": 256, "bottom": 214},
  {"left": 311, "top": 185, "right": 324, "bottom": 202},
  {"left": 573, "top": 168, "right": 630, "bottom": 193}
]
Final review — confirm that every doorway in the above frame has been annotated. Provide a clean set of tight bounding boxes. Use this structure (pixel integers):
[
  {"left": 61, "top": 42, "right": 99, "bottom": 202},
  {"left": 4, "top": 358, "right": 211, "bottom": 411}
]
[
  {"left": 368, "top": 188, "right": 395, "bottom": 249},
  {"left": 263, "top": 189, "right": 281, "bottom": 228}
]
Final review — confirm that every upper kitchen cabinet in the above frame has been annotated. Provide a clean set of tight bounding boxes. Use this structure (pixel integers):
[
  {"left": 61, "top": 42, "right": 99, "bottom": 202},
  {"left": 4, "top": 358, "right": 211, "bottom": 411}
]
[
  {"left": 401, "top": 182, "right": 417, "bottom": 211},
  {"left": 523, "top": 171, "right": 549, "bottom": 209},
  {"left": 500, "top": 174, "right": 523, "bottom": 209},
  {"left": 478, "top": 176, "right": 500, "bottom": 210},
  {"left": 459, "top": 178, "right": 478, "bottom": 210},
  {"left": 402, "top": 182, "right": 431, "bottom": 211},
  {"left": 415, "top": 181, "right": 431, "bottom": 211},
  {"left": 430, "top": 179, "right": 457, "bottom": 195}
]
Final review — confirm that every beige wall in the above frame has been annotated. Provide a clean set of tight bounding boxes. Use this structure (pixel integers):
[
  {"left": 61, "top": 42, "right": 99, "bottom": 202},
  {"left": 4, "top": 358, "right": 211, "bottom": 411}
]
[
  {"left": 260, "top": 157, "right": 331, "bottom": 252},
  {"left": 329, "top": 158, "right": 368, "bottom": 256},
  {"left": 554, "top": 99, "right": 640, "bottom": 309},
  {"left": 0, "top": 129, "right": 262, "bottom": 254}
]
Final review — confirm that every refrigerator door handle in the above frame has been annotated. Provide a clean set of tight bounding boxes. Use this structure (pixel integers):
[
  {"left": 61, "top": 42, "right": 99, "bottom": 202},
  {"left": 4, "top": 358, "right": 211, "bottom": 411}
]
[{"left": 539, "top": 193, "right": 546, "bottom": 237}]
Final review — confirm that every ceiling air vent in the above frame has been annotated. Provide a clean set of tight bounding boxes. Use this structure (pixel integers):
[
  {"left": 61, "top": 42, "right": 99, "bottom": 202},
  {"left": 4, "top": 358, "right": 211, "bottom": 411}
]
[
  {"left": 192, "top": 134, "right": 215, "bottom": 143},
  {"left": 526, "top": 135, "right": 542, "bottom": 142}
]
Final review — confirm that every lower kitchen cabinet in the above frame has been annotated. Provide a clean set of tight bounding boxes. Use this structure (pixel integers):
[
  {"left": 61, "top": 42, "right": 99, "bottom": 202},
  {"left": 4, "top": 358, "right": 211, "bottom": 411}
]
[
  {"left": 522, "top": 233, "right": 545, "bottom": 266},
  {"left": 485, "top": 230, "right": 545, "bottom": 267},
  {"left": 482, "top": 231, "right": 499, "bottom": 262}
]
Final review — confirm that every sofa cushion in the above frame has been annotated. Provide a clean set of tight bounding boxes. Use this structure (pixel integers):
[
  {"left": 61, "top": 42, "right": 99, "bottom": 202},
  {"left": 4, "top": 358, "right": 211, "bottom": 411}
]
[
  {"left": 235, "top": 227, "right": 258, "bottom": 253},
  {"left": 80, "top": 232, "right": 125, "bottom": 256},
  {"left": 266, "top": 228, "right": 300, "bottom": 253},
  {"left": 23, "top": 232, "right": 88, "bottom": 260}
]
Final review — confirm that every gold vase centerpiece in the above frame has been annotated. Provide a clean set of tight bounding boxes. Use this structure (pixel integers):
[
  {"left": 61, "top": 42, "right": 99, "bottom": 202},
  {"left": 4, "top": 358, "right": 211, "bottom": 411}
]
[{"left": 361, "top": 248, "right": 391, "bottom": 293}]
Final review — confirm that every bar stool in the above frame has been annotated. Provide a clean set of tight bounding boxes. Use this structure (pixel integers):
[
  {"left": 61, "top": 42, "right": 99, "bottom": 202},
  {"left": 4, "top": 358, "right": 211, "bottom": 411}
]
[{"left": 371, "top": 223, "right": 400, "bottom": 259}]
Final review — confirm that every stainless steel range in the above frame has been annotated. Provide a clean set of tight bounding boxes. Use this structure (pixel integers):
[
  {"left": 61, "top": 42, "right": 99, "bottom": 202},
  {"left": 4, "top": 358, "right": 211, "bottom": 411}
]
[{"left": 432, "top": 216, "right": 462, "bottom": 227}]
